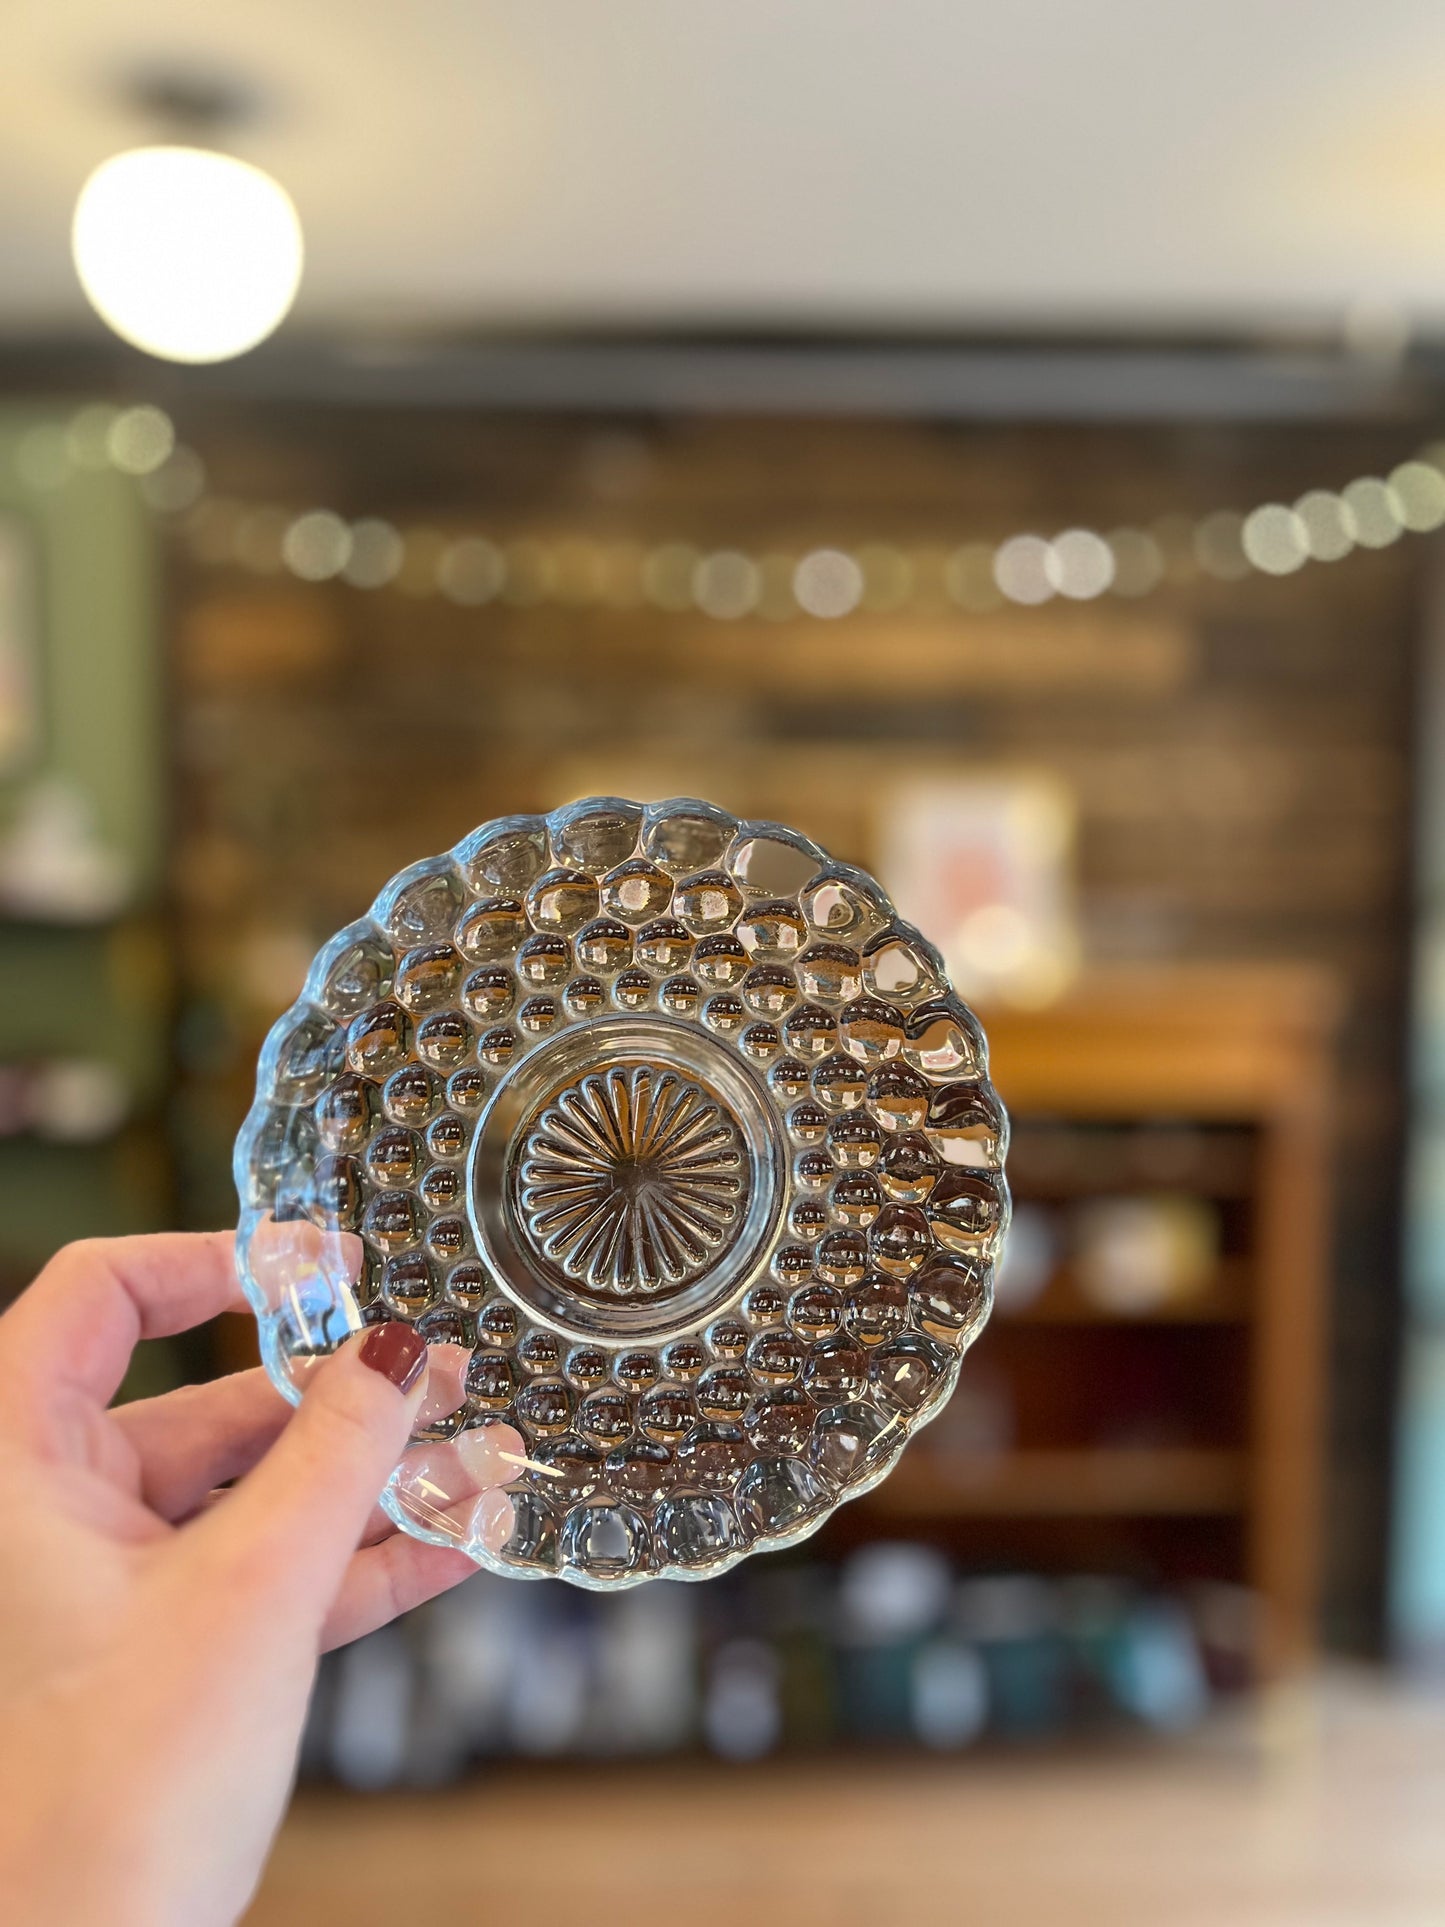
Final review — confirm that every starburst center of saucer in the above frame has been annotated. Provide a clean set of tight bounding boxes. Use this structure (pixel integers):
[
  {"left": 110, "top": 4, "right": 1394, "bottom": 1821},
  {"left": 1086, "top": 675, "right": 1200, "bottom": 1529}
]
[{"left": 517, "top": 1064, "right": 747, "bottom": 1299}]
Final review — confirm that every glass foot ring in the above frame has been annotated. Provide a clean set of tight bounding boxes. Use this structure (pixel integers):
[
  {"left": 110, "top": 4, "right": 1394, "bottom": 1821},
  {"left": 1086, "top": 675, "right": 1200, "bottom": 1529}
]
[{"left": 235, "top": 798, "right": 1009, "bottom": 1588}]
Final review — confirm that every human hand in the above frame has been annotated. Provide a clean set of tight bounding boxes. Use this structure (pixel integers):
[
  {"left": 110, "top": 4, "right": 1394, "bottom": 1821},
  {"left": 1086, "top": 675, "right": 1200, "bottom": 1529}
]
[{"left": 0, "top": 1232, "right": 517, "bottom": 1927}]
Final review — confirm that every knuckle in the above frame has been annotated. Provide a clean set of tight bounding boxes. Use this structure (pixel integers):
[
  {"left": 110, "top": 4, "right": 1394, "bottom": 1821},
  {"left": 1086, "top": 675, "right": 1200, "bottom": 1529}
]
[{"left": 42, "top": 1236, "right": 109, "bottom": 1283}]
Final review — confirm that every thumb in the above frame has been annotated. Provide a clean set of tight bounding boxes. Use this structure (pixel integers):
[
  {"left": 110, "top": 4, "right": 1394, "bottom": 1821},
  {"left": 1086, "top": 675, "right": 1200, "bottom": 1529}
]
[{"left": 188, "top": 1321, "right": 428, "bottom": 1630}]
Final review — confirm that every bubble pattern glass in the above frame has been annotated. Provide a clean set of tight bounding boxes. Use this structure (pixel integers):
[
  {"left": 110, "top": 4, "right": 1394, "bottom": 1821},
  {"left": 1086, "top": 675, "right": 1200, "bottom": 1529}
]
[{"left": 235, "top": 798, "right": 1008, "bottom": 1588}]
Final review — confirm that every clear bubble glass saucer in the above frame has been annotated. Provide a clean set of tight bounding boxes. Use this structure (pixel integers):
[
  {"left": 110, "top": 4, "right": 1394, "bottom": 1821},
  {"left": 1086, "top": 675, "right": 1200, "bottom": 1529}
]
[{"left": 235, "top": 798, "right": 1008, "bottom": 1588}]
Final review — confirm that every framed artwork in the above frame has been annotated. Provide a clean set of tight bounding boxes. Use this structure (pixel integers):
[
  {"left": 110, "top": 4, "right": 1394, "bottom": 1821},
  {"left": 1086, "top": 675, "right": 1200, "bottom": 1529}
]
[
  {"left": 877, "top": 772, "right": 1080, "bottom": 1007},
  {"left": 0, "top": 513, "right": 41, "bottom": 777}
]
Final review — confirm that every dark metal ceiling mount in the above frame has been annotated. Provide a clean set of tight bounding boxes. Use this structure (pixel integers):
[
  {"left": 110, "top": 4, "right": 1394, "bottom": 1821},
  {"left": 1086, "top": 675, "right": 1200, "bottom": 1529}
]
[{"left": 0, "top": 331, "right": 1437, "bottom": 428}]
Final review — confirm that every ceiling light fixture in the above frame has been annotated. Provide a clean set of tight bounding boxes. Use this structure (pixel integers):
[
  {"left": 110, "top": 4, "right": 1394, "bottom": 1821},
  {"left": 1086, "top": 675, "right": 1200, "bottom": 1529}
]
[
  {"left": 72, "top": 144, "right": 303, "bottom": 364},
  {"left": 71, "top": 73, "right": 302, "bottom": 364}
]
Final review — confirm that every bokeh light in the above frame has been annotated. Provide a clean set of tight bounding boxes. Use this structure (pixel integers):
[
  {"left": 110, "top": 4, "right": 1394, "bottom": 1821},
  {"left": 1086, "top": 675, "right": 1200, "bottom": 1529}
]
[
  {"left": 1046, "top": 529, "right": 1115, "bottom": 600},
  {"left": 1241, "top": 505, "right": 1308, "bottom": 576},
  {"left": 138, "top": 444, "right": 206, "bottom": 513},
  {"left": 693, "top": 549, "right": 760, "bottom": 619},
  {"left": 1294, "top": 491, "right": 1354, "bottom": 563},
  {"left": 642, "top": 543, "right": 701, "bottom": 612},
  {"left": 28, "top": 399, "right": 1445, "bottom": 617},
  {"left": 992, "top": 535, "right": 1054, "bottom": 605},
  {"left": 944, "top": 543, "right": 1002, "bottom": 613},
  {"left": 1106, "top": 528, "right": 1165, "bottom": 598},
  {"left": 437, "top": 536, "right": 505, "bottom": 604},
  {"left": 343, "top": 519, "right": 406, "bottom": 590},
  {"left": 281, "top": 509, "right": 351, "bottom": 581},
  {"left": 66, "top": 402, "right": 119, "bottom": 469},
  {"left": 793, "top": 548, "right": 864, "bottom": 618},
  {"left": 1388, "top": 462, "right": 1445, "bottom": 533},
  {"left": 1342, "top": 478, "right": 1403, "bottom": 550},
  {"left": 106, "top": 405, "right": 175, "bottom": 476}
]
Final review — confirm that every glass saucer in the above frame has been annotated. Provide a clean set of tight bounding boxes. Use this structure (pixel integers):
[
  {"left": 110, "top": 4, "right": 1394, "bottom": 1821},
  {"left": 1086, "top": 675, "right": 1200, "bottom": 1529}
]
[{"left": 235, "top": 798, "right": 1008, "bottom": 1588}]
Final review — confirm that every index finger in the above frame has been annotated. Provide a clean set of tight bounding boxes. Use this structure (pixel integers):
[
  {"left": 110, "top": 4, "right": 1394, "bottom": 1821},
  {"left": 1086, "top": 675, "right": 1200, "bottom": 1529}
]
[{"left": 0, "top": 1232, "right": 241, "bottom": 1443}]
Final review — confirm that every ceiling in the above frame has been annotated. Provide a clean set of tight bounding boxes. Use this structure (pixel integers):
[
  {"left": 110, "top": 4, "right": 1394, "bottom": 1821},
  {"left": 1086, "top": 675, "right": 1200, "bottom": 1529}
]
[{"left": 5, "top": 0, "right": 1445, "bottom": 340}]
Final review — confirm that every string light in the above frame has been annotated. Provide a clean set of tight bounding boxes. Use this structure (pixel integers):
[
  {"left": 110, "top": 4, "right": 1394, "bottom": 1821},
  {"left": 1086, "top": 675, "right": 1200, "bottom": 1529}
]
[
  {"left": 1342, "top": 478, "right": 1402, "bottom": 549},
  {"left": 993, "top": 535, "right": 1054, "bottom": 605},
  {"left": 138, "top": 445, "right": 206, "bottom": 513},
  {"left": 943, "top": 544, "right": 1001, "bottom": 613},
  {"left": 437, "top": 536, "right": 505, "bottom": 605},
  {"left": 1390, "top": 462, "right": 1445, "bottom": 532},
  {"left": 641, "top": 543, "right": 699, "bottom": 612},
  {"left": 1241, "top": 505, "right": 1308, "bottom": 576},
  {"left": 342, "top": 519, "right": 405, "bottom": 589},
  {"left": 281, "top": 509, "right": 351, "bottom": 581},
  {"left": 1295, "top": 491, "right": 1354, "bottom": 563},
  {"left": 1046, "top": 529, "right": 1115, "bottom": 600},
  {"left": 793, "top": 548, "right": 865, "bottom": 618},
  {"left": 106, "top": 405, "right": 176, "bottom": 476},
  {"left": 693, "top": 550, "right": 760, "bottom": 620},
  {"left": 16, "top": 401, "right": 1445, "bottom": 622},
  {"left": 1106, "top": 528, "right": 1165, "bottom": 598}
]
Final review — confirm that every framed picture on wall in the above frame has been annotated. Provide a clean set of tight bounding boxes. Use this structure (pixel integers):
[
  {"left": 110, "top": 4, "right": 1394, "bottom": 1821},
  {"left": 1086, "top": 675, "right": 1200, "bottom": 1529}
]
[
  {"left": 878, "top": 771, "right": 1080, "bottom": 1008},
  {"left": 0, "top": 514, "right": 41, "bottom": 777}
]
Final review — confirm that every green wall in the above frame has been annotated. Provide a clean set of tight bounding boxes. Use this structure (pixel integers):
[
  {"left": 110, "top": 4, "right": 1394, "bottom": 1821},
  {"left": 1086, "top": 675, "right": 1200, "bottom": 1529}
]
[{"left": 0, "top": 404, "right": 169, "bottom": 1294}]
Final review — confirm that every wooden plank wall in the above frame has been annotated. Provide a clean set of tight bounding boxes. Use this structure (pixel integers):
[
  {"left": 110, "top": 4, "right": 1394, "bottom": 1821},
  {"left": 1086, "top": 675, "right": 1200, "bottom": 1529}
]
[{"left": 165, "top": 406, "right": 1423, "bottom": 1649}]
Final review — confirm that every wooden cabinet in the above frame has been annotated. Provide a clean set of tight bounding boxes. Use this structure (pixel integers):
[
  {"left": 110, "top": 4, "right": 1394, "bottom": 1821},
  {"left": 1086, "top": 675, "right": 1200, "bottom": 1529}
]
[{"left": 853, "top": 965, "right": 1340, "bottom": 1675}]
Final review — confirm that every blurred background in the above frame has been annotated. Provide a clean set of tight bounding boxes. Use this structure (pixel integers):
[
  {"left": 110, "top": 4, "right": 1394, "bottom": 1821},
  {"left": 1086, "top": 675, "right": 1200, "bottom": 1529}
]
[{"left": 3, "top": 3, "right": 1445, "bottom": 1920}]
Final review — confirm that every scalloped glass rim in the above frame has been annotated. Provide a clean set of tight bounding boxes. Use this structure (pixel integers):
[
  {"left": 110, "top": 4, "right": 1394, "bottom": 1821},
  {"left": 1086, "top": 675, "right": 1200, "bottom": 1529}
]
[{"left": 234, "top": 796, "right": 1008, "bottom": 1590}]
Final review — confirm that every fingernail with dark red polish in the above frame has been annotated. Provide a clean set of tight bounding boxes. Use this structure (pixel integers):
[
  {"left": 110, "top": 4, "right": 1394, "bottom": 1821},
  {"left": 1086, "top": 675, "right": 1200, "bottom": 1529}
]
[{"left": 359, "top": 1321, "right": 426, "bottom": 1393}]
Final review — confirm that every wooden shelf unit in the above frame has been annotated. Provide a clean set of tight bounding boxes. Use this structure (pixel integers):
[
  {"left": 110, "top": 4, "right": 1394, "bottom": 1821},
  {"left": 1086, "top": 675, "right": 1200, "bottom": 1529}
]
[
  {"left": 875, "top": 1446, "right": 1249, "bottom": 1518},
  {"left": 996, "top": 1256, "right": 1251, "bottom": 1326},
  {"left": 852, "top": 964, "right": 1340, "bottom": 1676}
]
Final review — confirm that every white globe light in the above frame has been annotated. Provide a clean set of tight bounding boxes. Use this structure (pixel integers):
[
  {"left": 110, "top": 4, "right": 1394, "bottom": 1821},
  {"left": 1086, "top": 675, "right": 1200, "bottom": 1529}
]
[{"left": 72, "top": 146, "right": 303, "bottom": 364}]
